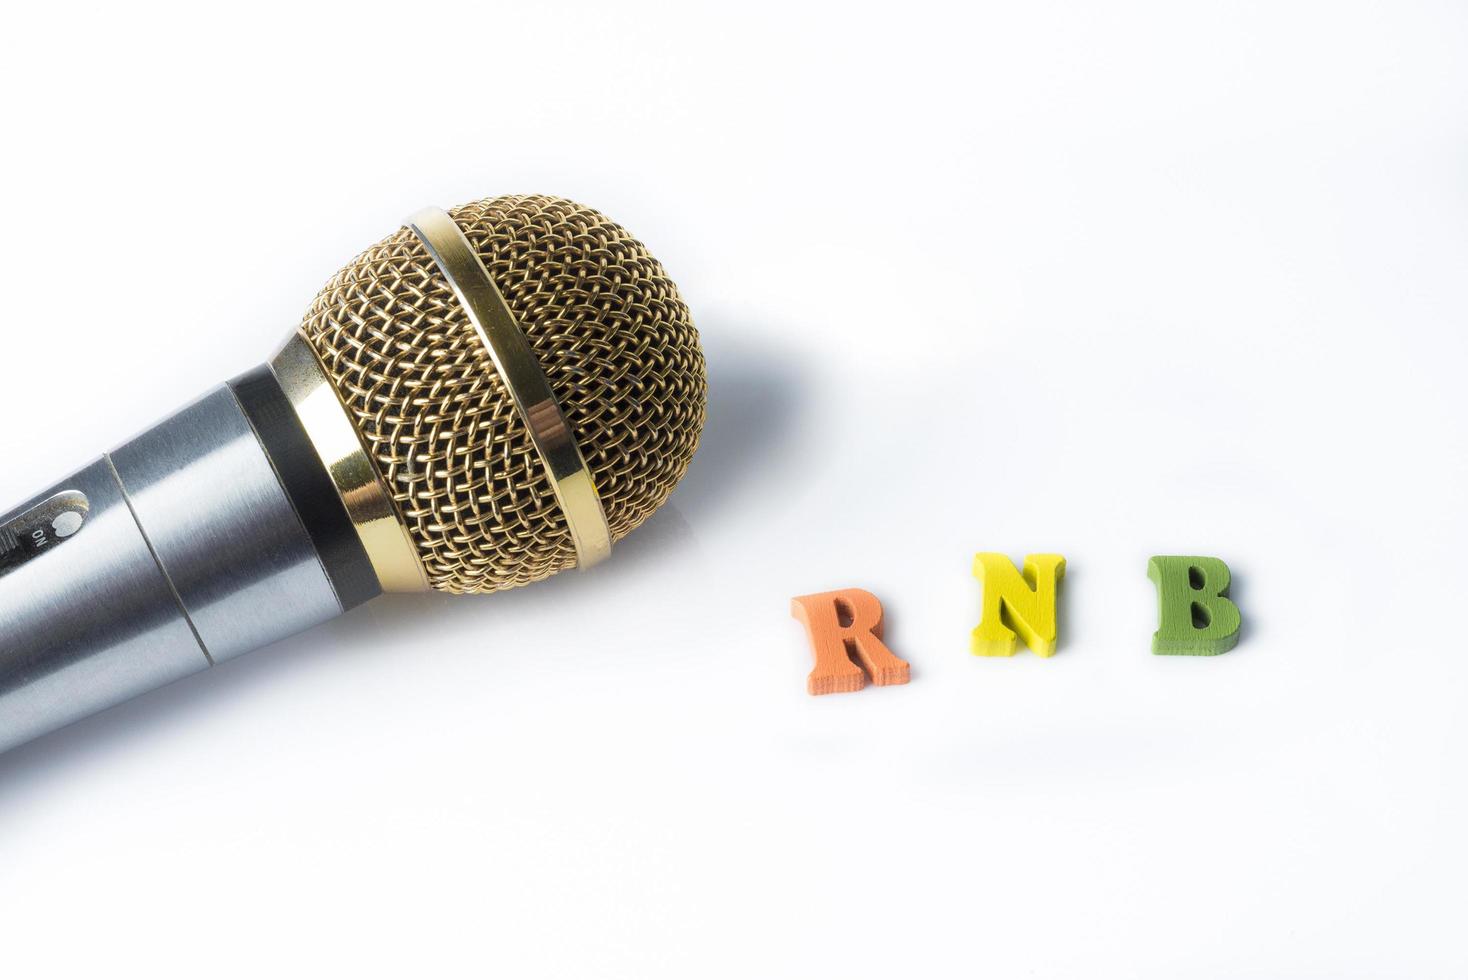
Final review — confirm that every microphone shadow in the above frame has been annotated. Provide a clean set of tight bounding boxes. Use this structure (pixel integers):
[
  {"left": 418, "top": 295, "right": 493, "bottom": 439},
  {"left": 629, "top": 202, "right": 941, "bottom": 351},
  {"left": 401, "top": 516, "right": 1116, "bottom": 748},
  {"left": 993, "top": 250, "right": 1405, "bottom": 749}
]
[
  {"left": 0, "top": 320, "right": 815, "bottom": 792},
  {"left": 663, "top": 322, "right": 815, "bottom": 531}
]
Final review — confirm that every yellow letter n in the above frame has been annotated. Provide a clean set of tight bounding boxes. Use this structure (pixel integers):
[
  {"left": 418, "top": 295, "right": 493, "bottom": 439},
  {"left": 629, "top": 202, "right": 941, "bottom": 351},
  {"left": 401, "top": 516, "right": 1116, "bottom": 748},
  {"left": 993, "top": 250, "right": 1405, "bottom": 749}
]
[{"left": 971, "top": 553, "right": 1066, "bottom": 657}]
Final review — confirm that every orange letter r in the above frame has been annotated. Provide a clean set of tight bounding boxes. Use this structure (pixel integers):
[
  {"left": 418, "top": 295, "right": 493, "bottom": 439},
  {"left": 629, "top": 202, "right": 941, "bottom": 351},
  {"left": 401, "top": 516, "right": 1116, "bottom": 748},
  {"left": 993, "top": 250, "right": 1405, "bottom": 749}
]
[{"left": 790, "top": 589, "right": 910, "bottom": 696}]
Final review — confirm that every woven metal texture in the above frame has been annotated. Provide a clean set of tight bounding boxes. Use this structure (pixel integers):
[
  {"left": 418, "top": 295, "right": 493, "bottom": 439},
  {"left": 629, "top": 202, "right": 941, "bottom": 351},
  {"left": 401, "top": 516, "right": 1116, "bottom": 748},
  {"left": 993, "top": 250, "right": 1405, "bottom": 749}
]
[{"left": 299, "top": 195, "right": 706, "bottom": 593}]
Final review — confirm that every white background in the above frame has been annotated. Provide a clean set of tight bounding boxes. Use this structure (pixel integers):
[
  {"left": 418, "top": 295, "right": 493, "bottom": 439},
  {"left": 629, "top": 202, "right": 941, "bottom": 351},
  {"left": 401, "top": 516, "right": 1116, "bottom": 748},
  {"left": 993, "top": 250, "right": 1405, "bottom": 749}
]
[{"left": 0, "top": 2, "right": 1465, "bottom": 976}]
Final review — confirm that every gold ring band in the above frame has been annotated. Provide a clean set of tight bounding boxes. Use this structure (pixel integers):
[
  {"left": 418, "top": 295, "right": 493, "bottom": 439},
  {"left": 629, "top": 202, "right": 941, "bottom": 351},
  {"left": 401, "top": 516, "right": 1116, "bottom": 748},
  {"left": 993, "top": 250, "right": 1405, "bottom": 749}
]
[
  {"left": 270, "top": 334, "right": 431, "bottom": 593},
  {"left": 405, "top": 207, "right": 613, "bottom": 570}
]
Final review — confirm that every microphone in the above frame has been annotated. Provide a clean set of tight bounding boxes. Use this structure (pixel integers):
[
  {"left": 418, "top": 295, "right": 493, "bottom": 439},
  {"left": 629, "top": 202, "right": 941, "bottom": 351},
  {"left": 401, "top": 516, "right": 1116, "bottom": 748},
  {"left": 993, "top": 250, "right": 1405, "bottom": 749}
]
[{"left": 0, "top": 196, "right": 707, "bottom": 754}]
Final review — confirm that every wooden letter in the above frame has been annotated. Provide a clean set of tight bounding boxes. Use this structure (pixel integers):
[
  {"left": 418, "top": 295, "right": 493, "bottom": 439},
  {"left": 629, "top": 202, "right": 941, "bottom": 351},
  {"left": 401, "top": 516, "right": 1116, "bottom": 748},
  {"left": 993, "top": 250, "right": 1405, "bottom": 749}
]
[
  {"left": 1148, "top": 556, "right": 1241, "bottom": 656},
  {"left": 790, "top": 589, "right": 910, "bottom": 695},
  {"left": 971, "top": 553, "right": 1066, "bottom": 657}
]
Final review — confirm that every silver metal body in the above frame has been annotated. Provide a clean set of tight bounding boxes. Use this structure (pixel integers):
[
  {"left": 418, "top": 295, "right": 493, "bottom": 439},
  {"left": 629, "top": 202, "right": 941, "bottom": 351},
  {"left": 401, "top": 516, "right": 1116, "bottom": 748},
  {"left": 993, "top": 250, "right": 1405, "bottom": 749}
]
[{"left": 0, "top": 383, "right": 343, "bottom": 753}]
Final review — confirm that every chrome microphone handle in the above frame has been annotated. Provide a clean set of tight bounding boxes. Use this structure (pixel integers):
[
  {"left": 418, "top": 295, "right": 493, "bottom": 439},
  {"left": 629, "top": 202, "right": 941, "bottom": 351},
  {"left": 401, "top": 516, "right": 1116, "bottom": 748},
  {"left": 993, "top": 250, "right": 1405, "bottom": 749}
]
[{"left": 0, "top": 366, "right": 385, "bottom": 754}]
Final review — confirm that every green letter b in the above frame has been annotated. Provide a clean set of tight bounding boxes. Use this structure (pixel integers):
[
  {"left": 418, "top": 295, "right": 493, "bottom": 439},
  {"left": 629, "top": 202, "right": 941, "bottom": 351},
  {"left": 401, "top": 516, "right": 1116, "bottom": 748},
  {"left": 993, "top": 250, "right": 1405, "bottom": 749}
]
[{"left": 1147, "top": 556, "right": 1241, "bottom": 656}]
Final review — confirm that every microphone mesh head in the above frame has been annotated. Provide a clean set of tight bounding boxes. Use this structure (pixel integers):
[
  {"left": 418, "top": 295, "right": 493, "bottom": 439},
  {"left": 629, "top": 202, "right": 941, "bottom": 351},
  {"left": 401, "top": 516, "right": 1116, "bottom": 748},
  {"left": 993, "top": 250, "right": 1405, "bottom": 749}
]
[{"left": 299, "top": 195, "right": 707, "bottom": 594}]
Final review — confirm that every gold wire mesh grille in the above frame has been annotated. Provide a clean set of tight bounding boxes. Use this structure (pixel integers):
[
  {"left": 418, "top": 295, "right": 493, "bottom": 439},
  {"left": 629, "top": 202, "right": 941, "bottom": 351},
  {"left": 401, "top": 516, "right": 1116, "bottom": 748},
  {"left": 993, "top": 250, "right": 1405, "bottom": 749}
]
[{"left": 298, "top": 195, "right": 707, "bottom": 594}]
